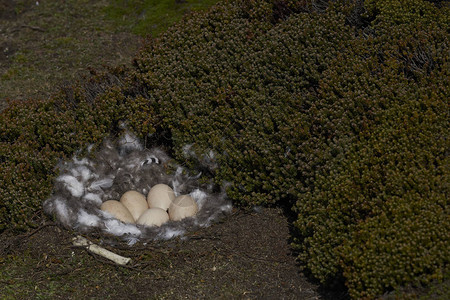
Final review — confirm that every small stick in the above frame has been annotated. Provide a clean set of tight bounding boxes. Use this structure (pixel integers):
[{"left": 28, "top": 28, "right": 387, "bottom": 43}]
[
  {"left": 21, "top": 25, "right": 46, "bottom": 32},
  {"left": 72, "top": 235, "right": 131, "bottom": 265}
]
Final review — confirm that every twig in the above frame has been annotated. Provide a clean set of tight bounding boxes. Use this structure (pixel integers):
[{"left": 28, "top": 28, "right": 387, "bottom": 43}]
[
  {"left": 26, "top": 222, "right": 56, "bottom": 238},
  {"left": 21, "top": 25, "right": 46, "bottom": 32},
  {"left": 72, "top": 235, "right": 132, "bottom": 265},
  {"left": 0, "top": 222, "right": 56, "bottom": 255}
]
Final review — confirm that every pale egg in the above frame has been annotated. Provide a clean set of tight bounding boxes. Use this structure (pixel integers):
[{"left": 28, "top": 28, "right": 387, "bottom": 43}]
[
  {"left": 168, "top": 195, "right": 199, "bottom": 221},
  {"left": 147, "top": 184, "right": 175, "bottom": 211},
  {"left": 120, "top": 190, "right": 148, "bottom": 221},
  {"left": 100, "top": 200, "right": 135, "bottom": 224},
  {"left": 136, "top": 208, "right": 170, "bottom": 227}
]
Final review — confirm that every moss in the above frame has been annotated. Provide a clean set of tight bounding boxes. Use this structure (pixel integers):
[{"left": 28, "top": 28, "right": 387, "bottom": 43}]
[{"left": 104, "top": 0, "right": 220, "bottom": 36}]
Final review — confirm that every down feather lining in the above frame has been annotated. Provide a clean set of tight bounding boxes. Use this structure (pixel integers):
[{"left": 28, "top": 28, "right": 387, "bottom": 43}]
[{"left": 43, "top": 131, "right": 231, "bottom": 245}]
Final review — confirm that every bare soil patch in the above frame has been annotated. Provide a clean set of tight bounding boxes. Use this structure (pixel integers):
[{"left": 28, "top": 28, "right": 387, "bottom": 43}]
[{"left": 0, "top": 207, "right": 340, "bottom": 299}]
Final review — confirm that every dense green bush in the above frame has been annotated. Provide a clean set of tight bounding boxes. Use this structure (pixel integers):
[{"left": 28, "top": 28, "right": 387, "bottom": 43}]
[
  {"left": 291, "top": 0, "right": 449, "bottom": 298},
  {"left": 293, "top": 78, "right": 449, "bottom": 298},
  {"left": 0, "top": 69, "right": 156, "bottom": 230},
  {"left": 132, "top": 0, "right": 448, "bottom": 297},
  {"left": 134, "top": 0, "right": 358, "bottom": 206},
  {"left": 0, "top": 0, "right": 448, "bottom": 298}
]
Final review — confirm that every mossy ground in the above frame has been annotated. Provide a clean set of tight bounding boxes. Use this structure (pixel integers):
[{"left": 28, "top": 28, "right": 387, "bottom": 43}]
[
  {"left": 0, "top": 0, "right": 218, "bottom": 110},
  {"left": 104, "top": 0, "right": 220, "bottom": 36},
  {"left": 0, "top": 0, "right": 140, "bottom": 109}
]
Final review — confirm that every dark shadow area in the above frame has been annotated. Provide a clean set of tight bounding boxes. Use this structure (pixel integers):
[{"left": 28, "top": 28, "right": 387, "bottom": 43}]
[{"left": 279, "top": 199, "right": 351, "bottom": 300}]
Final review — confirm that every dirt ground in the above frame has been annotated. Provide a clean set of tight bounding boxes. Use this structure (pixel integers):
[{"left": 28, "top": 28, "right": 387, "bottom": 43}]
[
  {"left": 0, "top": 207, "right": 348, "bottom": 299},
  {"left": 0, "top": 0, "right": 141, "bottom": 111}
]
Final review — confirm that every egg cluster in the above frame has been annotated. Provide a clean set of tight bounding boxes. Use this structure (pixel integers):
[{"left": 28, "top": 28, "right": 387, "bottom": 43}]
[{"left": 101, "top": 184, "right": 199, "bottom": 227}]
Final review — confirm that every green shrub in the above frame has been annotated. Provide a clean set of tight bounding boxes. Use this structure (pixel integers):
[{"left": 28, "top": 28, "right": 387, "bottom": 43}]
[
  {"left": 0, "top": 69, "right": 156, "bottom": 231},
  {"left": 293, "top": 80, "right": 449, "bottom": 298},
  {"left": 291, "top": 0, "right": 449, "bottom": 298},
  {"left": 132, "top": 0, "right": 448, "bottom": 297},
  {"left": 134, "top": 0, "right": 357, "bottom": 206}
]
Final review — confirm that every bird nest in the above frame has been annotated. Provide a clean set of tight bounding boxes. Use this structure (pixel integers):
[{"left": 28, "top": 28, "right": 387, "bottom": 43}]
[{"left": 44, "top": 131, "right": 231, "bottom": 245}]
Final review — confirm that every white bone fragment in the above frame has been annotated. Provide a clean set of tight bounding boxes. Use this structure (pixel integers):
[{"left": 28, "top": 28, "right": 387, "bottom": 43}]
[{"left": 72, "top": 235, "right": 131, "bottom": 265}]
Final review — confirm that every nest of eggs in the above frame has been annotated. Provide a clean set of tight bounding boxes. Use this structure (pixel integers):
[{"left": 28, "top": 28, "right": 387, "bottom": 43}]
[{"left": 43, "top": 132, "right": 232, "bottom": 245}]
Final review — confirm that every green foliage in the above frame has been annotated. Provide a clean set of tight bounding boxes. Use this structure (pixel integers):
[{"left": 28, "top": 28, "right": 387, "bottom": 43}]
[
  {"left": 0, "top": 69, "right": 156, "bottom": 231},
  {"left": 364, "top": 0, "right": 449, "bottom": 26},
  {"left": 131, "top": 0, "right": 448, "bottom": 297},
  {"left": 134, "top": 0, "right": 356, "bottom": 206},
  {"left": 293, "top": 78, "right": 449, "bottom": 298},
  {"left": 337, "top": 84, "right": 448, "bottom": 298},
  {"left": 290, "top": 0, "right": 449, "bottom": 298}
]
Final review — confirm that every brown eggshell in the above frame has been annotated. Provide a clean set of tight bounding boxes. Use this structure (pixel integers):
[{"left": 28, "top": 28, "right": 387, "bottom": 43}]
[
  {"left": 168, "top": 195, "right": 199, "bottom": 221},
  {"left": 120, "top": 190, "right": 148, "bottom": 221},
  {"left": 100, "top": 200, "right": 135, "bottom": 224},
  {"left": 147, "top": 184, "right": 175, "bottom": 211},
  {"left": 136, "top": 208, "right": 170, "bottom": 227}
]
